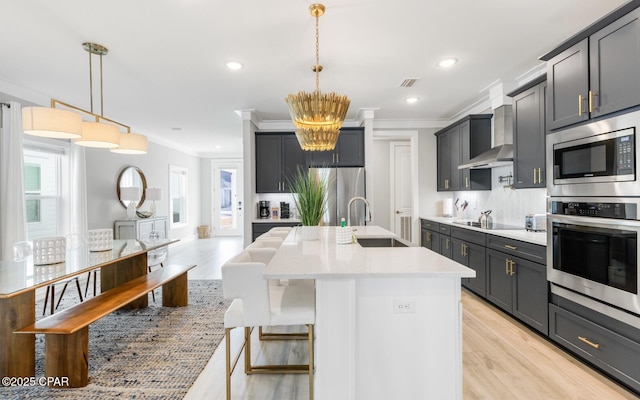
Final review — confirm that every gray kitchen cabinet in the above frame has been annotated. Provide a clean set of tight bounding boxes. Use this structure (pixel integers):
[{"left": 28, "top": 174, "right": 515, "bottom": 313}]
[
  {"left": 550, "top": 294, "right": 640, "bottom": 393},
  {"left": 420, "top": 219, "right": 441, "bottom": 253},
  {"left": 307, "top": 128, "right": 364, "bottom": 167},
  {"left": 509, "top": 76, "right": 547, "bottom": 188},
  {"left": 451, "top": 227, "right": 486, "bottom": 297},
  {"left": 543, "top": 7, "right": 640, "bottom": 130},
  {"left": 435, "top": 115, "right": 492, "bottom": 192},
  {"left": 438, "top": 223, "right": 452, "bottom": 259},
  {"left": 486, "top": 235, "right": 548, "bottom": 335},
  {"left": 256, "top": 132, "right": 307, "bottom": 193}
]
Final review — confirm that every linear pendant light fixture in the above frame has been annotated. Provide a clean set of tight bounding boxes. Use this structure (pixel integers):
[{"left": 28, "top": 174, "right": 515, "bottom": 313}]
[
  {"left": 22, "top": 42, "right": 148, "bottom": 154},
  {"left": 285, "top": 3, "right": 350, "bottom": 151}
]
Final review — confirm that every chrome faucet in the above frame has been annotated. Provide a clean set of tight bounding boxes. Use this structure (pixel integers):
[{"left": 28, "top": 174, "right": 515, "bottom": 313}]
[{"left": 347, "top": 196, "right": 372, "bottom": 226}]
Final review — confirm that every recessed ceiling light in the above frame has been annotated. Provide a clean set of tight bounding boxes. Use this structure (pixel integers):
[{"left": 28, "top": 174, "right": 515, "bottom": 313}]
[
  {"left": 438, "top": 58, "right": 457, "bottom": 68},
  {"left": 405, "top": 97, "right": 419, "bottom": 104},
  {"left": 225, "top": 61, "right": 243, "bottom": 70}
]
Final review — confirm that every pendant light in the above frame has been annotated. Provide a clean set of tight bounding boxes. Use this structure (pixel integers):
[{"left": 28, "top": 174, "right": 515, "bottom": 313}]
[
  {"left": 21, "top": 42, "right": 148, "bottom": 154},
  {"left": 285, "top": 3, "right": 350, "bottom": 151}
]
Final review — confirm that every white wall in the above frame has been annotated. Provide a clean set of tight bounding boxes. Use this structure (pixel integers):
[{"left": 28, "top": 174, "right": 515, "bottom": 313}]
[
  {"left": 85, "top": 141, "right": 202, "bottom": 241},
  {"left": 418, "top": 128, "right": 451, "bottom": 218}
]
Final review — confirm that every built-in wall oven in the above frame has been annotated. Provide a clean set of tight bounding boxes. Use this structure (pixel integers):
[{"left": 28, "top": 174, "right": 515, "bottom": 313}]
[{"left": 548, "top": 198, "right": 640, "bottom": 316}]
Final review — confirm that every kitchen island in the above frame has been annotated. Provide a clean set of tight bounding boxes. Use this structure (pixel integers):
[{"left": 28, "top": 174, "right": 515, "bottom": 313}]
[{"left": 264, "top": 226, "right": 475, "bottom": 400}]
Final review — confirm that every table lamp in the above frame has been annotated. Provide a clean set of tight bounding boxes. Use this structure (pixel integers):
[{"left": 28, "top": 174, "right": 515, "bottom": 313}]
[
  {"left": 145, "top": 187, "right": 162, "bottom": 217},
  {"left": 120, "top": 187, "right": 141, "bottom": 220}
]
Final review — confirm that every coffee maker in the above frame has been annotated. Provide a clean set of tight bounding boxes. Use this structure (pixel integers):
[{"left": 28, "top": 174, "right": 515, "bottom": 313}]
[{"left": 258, "top": 201, "right": 270, "bottom": 219}]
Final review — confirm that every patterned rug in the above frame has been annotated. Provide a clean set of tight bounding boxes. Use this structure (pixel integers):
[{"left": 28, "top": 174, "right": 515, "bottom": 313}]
[{"left": 2, "top": 280, "right": 229, "bottom": 399}]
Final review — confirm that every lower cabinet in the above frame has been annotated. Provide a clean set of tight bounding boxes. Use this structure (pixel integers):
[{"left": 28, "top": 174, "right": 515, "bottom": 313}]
[
  {"left": 486, "top": 248, "right": 548, "bottom": 335},
  {"left": 550, "top": 298, "right": 640, "bottom": 392},
  {"left": 451, "top": 227, "right": 486, "bottom": 297},
  {"left": 420, "top": 220, "right": 440, "bottom": 253}
]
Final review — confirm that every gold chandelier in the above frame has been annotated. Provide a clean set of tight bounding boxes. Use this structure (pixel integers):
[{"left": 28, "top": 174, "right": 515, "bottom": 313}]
[
  {"left": 22, "top": 42, "right": 148, "bottom": 154},
  {"left": 285, "top": 3, "right": 350, "bottom": 151}
]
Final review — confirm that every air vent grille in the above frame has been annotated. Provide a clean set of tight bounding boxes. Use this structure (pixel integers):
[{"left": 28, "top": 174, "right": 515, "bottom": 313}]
[{"left": 399, "top": 78, "right": 419, "bottom": 88}]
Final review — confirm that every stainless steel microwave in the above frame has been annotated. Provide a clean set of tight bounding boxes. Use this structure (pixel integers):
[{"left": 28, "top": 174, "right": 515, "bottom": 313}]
[{"left": 547, "top": 111, "right": 639, "bottom": 197}]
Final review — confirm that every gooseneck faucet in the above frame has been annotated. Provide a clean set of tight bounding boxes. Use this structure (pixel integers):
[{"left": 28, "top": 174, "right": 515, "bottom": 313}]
[{"left": 347, "top": 196, "right": 372, "bottom": 226}]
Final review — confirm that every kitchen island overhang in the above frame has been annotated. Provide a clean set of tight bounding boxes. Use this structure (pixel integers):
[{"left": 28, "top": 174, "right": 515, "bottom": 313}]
[{"left": 264, "top": 226, "right": 474, "bottom": 400}]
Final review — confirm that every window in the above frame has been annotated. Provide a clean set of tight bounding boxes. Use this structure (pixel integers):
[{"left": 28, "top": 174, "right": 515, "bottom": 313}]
[
  {"left": 169, "top": 165, "right": 188, "bottom": 227},
  {"left": 23, "top": 147, "right": 63, "bottom": 240}
]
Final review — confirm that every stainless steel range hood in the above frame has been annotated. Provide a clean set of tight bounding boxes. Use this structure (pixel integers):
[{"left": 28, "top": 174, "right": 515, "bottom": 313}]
[{"left": 458, "top": 105, "right": 513, "bottom": 169}]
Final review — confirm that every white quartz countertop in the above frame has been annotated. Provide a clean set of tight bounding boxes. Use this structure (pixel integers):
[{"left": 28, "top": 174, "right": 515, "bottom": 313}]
[
  {"left": 423, "top": 216, "right": 547, "bottom": 246},
  {"left": 263, "top": 226, "right": 475, "bottom": 279}
]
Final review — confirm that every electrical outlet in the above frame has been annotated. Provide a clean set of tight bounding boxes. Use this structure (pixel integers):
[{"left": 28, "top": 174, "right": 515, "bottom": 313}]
[{"left": 393, "top": 298, "right": 415, "bottom": 314}]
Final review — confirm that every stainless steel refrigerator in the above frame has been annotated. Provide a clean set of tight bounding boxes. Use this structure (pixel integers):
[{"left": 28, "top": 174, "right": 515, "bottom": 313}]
[{"left": 309, "top": 167, "right": 366, "bottom": 226}]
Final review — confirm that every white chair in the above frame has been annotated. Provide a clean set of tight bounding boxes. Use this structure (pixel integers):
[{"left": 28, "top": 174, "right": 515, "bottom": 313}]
[
  {"left": 85, "top": 228, "right": 114, "bottom": 297},
  {"left": 13, "top": 241, "right": 32, "bottom": 261},
  {"left": 222, "top": 249, "right": 315, "bottom": 400},
  {"left": 246, "top": 237, "right": 283, "bottom": 250},
  {"left": 255, "top": 230, "right": 290, "bottom": 241},
  {"left": 38, "top": 234, "right": 86, "bottom": 315},
  {"left": 141, "top": 230, "right": 168, "bottom": 302},
  {"left": 269, "top": 226, "right": 293, "bottom": 233}
]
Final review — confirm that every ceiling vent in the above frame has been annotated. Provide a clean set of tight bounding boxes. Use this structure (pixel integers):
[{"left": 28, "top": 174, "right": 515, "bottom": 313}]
[{"left": 399, "top": 78, "right": 419, "bottom": 88}]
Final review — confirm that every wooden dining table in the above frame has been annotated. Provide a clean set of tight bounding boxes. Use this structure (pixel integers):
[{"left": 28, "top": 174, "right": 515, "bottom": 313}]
[{"left": 0, "top": 238, "right": 176, "bottom": 379}]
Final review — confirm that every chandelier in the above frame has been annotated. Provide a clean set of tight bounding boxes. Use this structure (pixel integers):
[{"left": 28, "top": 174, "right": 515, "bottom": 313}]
[
  {"left": 285, "top": 3, "right": 350, "bottom": 151},
  {"left": 22, "top": 42, "right": 147, "bottom": 154}
]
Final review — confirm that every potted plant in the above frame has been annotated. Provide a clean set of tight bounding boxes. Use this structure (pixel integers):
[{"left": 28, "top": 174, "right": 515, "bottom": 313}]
[{"left": 289, "top": 167, "right": 328, "bottom": 240}]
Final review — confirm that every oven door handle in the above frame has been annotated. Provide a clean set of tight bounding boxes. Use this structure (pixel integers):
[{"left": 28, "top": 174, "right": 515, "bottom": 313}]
[{"left": 548, "top": 213, "right": 640, "bottom": 230}]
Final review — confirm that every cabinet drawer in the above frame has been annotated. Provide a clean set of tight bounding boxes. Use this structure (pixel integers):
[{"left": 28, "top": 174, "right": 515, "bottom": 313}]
[
  {"left": 438, "top": 224, "right": 451, "bottom": 235},
  {"left": 420, "top": 219, "right": 439, "bottom": 232},
  {"left": 451, "top": 226, "right": 486, "bottom": 246},
  {"left": 487, "top": 234, "right": 545, "bottom": 264},
  {"left": 549, "top": 304, "right": 640, "bottom": 389}
]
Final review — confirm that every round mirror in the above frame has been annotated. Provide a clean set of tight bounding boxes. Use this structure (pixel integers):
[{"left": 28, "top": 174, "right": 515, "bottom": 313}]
[{"left": 117, "top": 166, "right": 147, "bottom": 209}]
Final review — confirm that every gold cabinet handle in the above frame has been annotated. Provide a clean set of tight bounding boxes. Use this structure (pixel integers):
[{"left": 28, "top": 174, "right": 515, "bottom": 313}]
[
  {"left": 464, "top": 244, "right": 468, "bottom": 257},
  {"left": 465, "top": 177, "right": 469, "bottom": 188},
  {"left": 510, "top": 260, "right": 516, "bottom": 276},
  {"left": 578, "top": 336, "right": 600, "bottom": 349},
  {"left": 446, "top": 238, "right": 450, "bottom": 249},
  {"left": 504, "top": 244, "right": 517, "bottom": 250},
  {"left": 505, "top": 259, "right": 510, "bottom": 275},
  {"left": 533, "top": 169, "right": 537, "bottom": 184},
  {"left": 336, "top": 154, "right": 339, "bottom": 163},
  {"left": 578, "top": 94, "right": 583, "bottom": 116},
  {"left": 427, "top": 232, "right": 431, "bottom": 241},
  {"left": 445, "top": 179, "right": 449, "bottom": 189},
  {"left": 589, "top": 90, "right": 597, "bottom": 112}
]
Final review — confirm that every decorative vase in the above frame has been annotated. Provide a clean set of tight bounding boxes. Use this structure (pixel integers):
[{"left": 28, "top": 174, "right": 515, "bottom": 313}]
[{"left": 300, "top": 225, "right": 320, "bottom": 241}]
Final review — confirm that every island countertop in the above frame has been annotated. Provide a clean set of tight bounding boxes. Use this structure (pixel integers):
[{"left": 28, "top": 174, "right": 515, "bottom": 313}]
[{"left": 264, "top": 225, "right": 475, "bottom": 279}]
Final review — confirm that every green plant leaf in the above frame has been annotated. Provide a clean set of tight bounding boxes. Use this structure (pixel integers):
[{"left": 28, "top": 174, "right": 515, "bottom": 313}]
[{"left": 288, "top": 167, "right": 328, "bottom": 226}]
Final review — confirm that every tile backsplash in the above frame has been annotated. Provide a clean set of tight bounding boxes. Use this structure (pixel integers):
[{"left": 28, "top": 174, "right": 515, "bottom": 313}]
[{"left": 452, "top": 165, "right": 547, "bottom": 227}]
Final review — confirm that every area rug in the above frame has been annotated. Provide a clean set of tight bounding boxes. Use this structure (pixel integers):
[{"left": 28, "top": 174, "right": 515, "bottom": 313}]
[{"left": 2, "top": 280, "right": 229, "bottom": 400}]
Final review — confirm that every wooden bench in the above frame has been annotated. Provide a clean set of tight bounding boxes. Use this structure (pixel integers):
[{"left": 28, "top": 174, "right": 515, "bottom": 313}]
[{"left": 16, "top": 263, "right": 196, "bottom": 387}]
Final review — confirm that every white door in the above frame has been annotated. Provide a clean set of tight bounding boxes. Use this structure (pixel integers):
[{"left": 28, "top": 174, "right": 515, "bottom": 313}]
[
  {"left": 212, "top": 160, "right": 243, "bottom": 237},
  {"left": 390, "top": 142, "right": 413, "bottom": 241}
]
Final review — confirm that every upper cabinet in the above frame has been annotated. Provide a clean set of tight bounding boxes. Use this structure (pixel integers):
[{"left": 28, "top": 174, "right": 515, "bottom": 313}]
[
  {"left": 255, "top": 132, "right": 307, "bottom": 193},
  {"left": 543, "top": 6, "right": 640, "bottom": 131},
  {"left": 307, "top": 128, "right": 365, "bottom": 167},
  {"left": 435, "top": 115, "right": 492, "bottom": 192},
  {"left": 509, "top": 75, "right": 547, "bottom": 189}
]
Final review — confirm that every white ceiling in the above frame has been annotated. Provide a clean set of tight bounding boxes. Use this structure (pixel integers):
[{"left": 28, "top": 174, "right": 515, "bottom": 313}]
[{"left": 0, "top": 0, "right": 628, "bottom": 157}]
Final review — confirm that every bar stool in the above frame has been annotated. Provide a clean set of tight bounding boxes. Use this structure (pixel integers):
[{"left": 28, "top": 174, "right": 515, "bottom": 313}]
[{"left": 222, "top": 249, "right": 315, "bottom": 400}]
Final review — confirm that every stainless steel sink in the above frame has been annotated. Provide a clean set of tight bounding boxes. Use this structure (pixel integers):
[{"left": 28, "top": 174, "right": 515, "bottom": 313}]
[{"left": 357, "top": 238, "right": 411, "bottom": 248}]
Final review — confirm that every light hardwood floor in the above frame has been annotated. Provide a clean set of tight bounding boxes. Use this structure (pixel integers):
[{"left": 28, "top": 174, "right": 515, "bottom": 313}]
[{"left": 174, "top": 237, "right": 639, "bottom": 400}]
